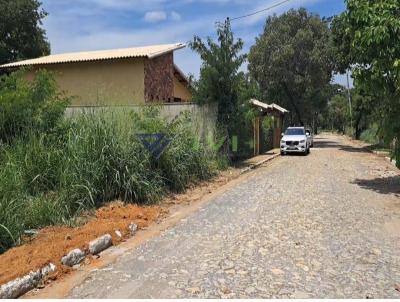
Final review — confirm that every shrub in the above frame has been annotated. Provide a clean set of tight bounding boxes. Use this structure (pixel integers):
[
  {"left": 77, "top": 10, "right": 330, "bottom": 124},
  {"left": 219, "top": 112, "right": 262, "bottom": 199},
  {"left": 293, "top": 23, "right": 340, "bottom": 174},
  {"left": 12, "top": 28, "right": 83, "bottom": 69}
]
[
  {"left": 0, "top": 69, "right": 69, "bottom": 143},
  {"left": 131, "top": 107, "right": 217, "bottom": 192}
]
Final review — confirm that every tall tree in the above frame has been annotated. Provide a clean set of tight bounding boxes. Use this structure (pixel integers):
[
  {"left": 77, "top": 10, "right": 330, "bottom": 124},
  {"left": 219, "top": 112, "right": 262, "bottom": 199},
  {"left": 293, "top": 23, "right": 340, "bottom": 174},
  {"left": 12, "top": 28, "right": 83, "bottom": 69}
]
[
  {"left": 326, "top": 92, "right": 349, "bottom": 133},
  {"left": 0, "top": 0, "right": 50, "bottom": 65},
  {"left": 248, "top": 8, "right": 334, "bottom": 127},
  {"left": 332, "top": 0, "right": 400, "bottom": 166},
  {"left": 189, "top": 18, "right": 246, "bottom": 136}
]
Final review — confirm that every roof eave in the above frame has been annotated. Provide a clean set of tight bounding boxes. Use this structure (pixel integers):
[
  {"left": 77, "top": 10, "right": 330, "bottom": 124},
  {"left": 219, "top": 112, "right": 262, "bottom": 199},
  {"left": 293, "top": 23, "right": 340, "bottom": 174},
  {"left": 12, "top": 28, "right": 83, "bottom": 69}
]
[
  {"left": 147, "top": 43, "right": 186, "bottom": 59},
  {"left": 0, "top": 43, "right": 187, "bottom": 69}
]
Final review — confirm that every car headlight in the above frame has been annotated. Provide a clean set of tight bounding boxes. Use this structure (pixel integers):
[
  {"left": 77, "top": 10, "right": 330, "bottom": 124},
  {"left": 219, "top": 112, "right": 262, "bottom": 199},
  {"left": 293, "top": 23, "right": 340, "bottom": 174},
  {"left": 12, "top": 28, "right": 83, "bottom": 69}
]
[{"left": 300, "top": 140, "right": 305, "bottom": 143}]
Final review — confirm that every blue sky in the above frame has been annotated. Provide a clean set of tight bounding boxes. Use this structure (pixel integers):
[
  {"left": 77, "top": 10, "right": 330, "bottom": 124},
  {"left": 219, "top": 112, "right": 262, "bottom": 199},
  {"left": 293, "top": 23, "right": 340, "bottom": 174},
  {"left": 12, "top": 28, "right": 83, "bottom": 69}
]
[{"left": 40, "top": 0, "right": 349, "bottom": 85}]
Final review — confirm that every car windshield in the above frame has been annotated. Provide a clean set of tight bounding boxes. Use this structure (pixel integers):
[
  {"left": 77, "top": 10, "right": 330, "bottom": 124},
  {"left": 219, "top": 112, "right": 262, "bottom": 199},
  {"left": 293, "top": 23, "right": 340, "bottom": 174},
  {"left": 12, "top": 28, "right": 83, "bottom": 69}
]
[{"left": 285, "top": 128, "right": 305, "bottom": 135}]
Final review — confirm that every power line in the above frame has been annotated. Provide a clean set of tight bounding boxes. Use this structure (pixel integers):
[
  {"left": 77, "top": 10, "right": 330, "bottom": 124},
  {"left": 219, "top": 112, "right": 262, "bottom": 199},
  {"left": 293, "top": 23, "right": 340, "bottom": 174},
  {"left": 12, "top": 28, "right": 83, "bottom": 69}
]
[
  {"left": 229, "top": 0, "right": 293, "bottom": 21},
  {"left": 192, "top": 0, "right": 294, "bottom": 42}
]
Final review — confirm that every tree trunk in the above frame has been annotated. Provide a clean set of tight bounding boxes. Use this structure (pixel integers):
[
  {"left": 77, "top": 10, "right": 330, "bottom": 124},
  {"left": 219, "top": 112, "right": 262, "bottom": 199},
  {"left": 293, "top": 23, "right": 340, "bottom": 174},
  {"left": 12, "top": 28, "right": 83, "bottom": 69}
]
[
  {"left": 281, "top": 82, "right": 304, "bottom": 126},
  {"left": 354, "top": 110, "right": 364, "bottom": 140}
]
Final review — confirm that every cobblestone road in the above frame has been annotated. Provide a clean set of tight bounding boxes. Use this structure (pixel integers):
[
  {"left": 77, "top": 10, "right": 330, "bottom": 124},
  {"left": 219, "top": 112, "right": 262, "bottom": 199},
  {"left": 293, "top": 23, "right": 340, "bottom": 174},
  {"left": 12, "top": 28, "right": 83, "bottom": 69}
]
[{"left": 69, "top": 134, "right": 400, "bottom": 298}]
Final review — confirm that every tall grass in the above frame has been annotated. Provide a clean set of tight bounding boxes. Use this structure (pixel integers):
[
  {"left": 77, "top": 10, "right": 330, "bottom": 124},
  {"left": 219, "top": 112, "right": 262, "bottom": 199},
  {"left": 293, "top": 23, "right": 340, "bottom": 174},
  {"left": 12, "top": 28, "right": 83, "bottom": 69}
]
[{"left": 0, "top": 108, "right": 219, "bottom": 253}]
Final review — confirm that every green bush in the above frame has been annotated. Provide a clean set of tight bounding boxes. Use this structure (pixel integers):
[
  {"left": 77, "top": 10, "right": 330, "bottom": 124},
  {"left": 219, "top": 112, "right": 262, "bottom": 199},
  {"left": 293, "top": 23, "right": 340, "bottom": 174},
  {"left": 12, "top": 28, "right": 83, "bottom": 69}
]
[
  {"left": 0, "top": 69, "right": 69, "bottom": 143},
  {"left": 131, "top": 107, "right": 217, "bottom": 192},
  {"left": 359, "top": 124, "right": 383, "bottom": 145}
]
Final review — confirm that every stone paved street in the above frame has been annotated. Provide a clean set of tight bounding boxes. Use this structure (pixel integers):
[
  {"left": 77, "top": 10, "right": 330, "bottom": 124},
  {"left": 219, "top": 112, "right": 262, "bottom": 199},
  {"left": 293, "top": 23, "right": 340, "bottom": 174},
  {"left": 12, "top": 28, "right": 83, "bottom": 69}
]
[{"left": 69, "top": 134, "right": 400, "bottom": 298}]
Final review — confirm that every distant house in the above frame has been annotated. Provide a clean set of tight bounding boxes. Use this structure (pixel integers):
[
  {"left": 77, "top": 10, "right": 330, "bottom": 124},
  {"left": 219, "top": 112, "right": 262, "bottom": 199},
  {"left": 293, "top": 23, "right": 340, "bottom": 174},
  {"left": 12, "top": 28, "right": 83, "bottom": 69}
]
[{"left": 0, "top": 43, "right": 192, "bottom": 106}]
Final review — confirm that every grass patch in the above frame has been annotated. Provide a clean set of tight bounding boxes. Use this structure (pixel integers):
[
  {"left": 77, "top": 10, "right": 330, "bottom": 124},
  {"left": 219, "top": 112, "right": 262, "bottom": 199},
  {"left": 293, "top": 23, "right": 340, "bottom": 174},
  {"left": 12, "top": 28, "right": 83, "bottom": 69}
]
[{"left": 0, "top": 108, "right": 221, "bottom": 253}]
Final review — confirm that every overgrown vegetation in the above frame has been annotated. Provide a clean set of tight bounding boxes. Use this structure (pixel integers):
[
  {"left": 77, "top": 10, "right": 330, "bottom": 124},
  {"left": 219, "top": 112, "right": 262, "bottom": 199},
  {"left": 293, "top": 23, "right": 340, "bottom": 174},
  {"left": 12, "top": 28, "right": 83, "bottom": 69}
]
[
  {"left": 0, "top": 69, "right": 69, "bottom": 143},
  {"left": 0, "top": 71, "right": 220, "bottom": 253},
  {"left": 330, "top": 0, "right": 400, "bottom": 166}
]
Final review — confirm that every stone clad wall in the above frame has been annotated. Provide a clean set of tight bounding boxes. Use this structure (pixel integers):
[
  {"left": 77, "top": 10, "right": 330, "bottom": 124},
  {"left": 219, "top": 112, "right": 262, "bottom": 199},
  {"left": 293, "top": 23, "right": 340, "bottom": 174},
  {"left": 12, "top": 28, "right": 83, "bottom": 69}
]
[{"left": 144, "top": 53, "right": 174, "bottom": 103}]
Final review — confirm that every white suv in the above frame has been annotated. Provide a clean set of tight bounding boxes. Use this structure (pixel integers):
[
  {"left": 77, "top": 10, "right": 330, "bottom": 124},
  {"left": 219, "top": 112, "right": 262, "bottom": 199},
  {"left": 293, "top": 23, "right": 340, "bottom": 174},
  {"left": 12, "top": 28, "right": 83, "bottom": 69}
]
[{"left": 280, "top": 127, "right": 310, "bottom": 155}]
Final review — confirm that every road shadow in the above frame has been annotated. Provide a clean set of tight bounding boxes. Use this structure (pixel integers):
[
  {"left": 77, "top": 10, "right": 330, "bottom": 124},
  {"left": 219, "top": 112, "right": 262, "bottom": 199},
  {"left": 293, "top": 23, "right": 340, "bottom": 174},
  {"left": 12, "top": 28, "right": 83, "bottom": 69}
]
[
  {"left": 314, "top": 139, "right": 370, "bottom": 153},
  {"left": 233, "top": 151, "right": 278, "bottom": 168},
  {"left": 352, "top": 176, "right": 400, "bottom": 196},
  {"left": 282, "top": 152, "right": 308, "bottom": 156}
]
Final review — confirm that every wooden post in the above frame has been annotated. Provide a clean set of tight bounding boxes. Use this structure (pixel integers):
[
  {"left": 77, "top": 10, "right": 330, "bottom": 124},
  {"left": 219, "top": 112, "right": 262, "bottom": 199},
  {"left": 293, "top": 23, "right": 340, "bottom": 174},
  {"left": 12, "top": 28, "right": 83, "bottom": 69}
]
[
  {"left": 273, "top": 115, "right": 282, "bottom": 149},
  {"left": 254, "top": 117, "right": 260, "bottom": 156}
]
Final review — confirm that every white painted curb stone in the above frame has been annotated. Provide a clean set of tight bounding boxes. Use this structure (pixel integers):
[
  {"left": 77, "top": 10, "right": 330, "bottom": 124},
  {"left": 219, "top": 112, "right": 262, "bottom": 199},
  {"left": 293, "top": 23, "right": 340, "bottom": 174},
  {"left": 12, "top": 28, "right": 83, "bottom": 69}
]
[
  {"left": 88, "top": 234, "right": 112, "bottom": 255},
  {"left": 61, "top": 249, "right": 85, "bottom": 267},
  {"left": 0, "top": 263, "right": 56, "bottom": 299},
  {"left": 128, "top": 223, "right": 138, "bottom": 236}
]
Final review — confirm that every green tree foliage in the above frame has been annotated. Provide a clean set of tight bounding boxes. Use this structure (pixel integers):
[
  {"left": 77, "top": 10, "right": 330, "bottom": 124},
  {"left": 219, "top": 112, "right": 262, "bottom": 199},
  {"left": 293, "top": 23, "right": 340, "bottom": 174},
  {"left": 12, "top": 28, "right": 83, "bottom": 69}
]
[
  {"left": 0, "top": 70, "right": 69, "bottom": 143},
  {"left": 189, "top": 18, "right": 246, "bottom": 135},
  {"left": 248, "top": 8, "right": 334, "bottom": 126},
  {"left": 322, "top": 84, "right": 374, "bottom": 139},
  {"left": 237, "top": 71, "right": 261, "bottom": 104},
  {"left": 327, "top": 93, "right": 349, "bottom": 133},
  {"left": 332, "top": 0, "right": 400, "bottom": 166},
  {"left": 0, "top": 0, "right": 50, "bottom": 65},
  {"left": 351, "top": 87, "right": 374, "bottom": 139}
]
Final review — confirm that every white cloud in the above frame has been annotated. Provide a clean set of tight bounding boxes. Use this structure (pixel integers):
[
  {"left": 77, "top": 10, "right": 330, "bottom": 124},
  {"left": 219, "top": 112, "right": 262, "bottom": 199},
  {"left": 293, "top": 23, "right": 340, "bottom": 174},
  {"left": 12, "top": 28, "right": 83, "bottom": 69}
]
[
  {"left": 60, "top": 0, "right": 167, "bottom": 11},
  {"left": 171, "top": 11, "right": 182, "bottom": 21},
  {"left": 144, "top": 10, "right": 168, "bottom": 23},
  {"left": 40, "top": 0, "right": 330, "bottom": 79}
]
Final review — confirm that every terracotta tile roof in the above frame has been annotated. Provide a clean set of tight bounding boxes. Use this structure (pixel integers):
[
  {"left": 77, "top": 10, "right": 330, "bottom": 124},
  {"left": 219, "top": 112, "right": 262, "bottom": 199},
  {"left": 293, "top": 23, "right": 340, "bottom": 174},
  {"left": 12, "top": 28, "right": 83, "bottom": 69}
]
[{"left": 0, "top": 43, "right": 185, "bottom": 68}]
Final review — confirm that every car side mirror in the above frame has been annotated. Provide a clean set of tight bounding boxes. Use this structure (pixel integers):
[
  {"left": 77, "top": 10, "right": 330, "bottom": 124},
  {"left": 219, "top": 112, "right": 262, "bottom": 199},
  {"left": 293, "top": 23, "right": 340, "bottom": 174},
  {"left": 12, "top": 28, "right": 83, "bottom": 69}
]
[{"left": 281, "top": 133, "right": 284, "bottom": 137}]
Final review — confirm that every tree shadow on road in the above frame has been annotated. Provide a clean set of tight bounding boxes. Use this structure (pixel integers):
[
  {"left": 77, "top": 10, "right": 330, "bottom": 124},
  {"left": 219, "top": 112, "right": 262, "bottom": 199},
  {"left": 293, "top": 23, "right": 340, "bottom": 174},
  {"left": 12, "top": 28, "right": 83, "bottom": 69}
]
[
  {"left": 352, "top": 176, "right": 400, "bottom": 196},
  {"left": 314, "top": 140, "right": 370, "bottom": 153}
]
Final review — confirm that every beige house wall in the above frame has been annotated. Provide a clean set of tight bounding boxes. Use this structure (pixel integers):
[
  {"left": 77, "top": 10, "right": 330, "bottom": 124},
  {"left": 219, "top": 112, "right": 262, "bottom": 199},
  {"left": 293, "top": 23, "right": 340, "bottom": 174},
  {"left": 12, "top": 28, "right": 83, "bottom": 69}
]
[
  {"left": 173, "top": 77, "right": 192, "bottom": 101},
  {"left": 26, "top": 58, "right": 145, "bottom": 106}
]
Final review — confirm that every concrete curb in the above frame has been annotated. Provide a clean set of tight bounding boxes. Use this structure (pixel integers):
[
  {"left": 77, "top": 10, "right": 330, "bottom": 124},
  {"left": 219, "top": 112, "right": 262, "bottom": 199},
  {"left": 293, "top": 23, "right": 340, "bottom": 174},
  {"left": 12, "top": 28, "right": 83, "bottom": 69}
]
[
  {"left": 0, "top": 231, "right": 121, "bottom": 298},
  {"left": 239, "top": 153, "right": 281, "bottom": 175},
  {"left": 61, "top": 249, "right": 86, "bottom": 267},
  {"left": 89, "top": 234, "right": 113, "bottom": 255},
  {"left": 0, "top": 263, "right": 56, "bottom": 299},
  {"left": 128, "top": 223, "right": 138, "bottom": 236}
]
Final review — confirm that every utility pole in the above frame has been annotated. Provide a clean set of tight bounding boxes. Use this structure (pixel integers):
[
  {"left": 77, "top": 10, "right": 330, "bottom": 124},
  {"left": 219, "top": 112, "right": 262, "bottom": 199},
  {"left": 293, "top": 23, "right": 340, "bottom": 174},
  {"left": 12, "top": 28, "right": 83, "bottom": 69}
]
[{"left": 346, "top": 71, "right": 353, "bottom": 137}]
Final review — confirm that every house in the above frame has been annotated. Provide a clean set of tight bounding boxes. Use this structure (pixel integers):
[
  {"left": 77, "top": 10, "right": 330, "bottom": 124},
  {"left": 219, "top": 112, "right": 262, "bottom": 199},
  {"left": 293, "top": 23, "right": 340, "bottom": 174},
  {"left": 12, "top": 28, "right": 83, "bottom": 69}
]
[{"left": 0, "top": 43, "right": 192, "bottom": 106}]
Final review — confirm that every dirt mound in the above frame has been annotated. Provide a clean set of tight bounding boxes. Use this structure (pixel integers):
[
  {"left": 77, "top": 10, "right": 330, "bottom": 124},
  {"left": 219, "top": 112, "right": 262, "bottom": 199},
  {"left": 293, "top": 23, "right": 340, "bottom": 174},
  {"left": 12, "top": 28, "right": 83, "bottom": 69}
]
[
  {"left": 0, "top": 167, "right": 241, "bottom": 289},
  {"left": 0, "top": 202, "right": 165, "bottom": 285}
]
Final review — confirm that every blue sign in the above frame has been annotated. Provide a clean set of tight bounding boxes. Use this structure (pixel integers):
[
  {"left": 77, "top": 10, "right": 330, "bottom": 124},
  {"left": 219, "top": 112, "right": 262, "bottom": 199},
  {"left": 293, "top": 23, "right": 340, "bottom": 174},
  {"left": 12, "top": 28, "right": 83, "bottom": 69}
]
[{"left": 137, "top": 133, "right": 172, "bottom": 160}]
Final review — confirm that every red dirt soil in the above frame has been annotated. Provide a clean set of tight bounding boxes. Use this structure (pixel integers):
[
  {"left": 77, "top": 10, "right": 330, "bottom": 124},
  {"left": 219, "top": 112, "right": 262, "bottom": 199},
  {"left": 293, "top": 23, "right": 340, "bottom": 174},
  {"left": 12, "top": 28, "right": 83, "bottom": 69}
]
[
  {"left": 0, "top": 167, "right": 241, "bottom": 288},
  {"left": 0, "top": 202, "right": 165, "bottom": 285}
]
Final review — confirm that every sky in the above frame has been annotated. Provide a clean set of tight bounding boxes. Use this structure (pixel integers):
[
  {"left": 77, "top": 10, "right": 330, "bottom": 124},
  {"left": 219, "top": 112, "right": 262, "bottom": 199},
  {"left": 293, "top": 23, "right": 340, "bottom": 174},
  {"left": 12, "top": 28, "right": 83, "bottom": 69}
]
[{"left": 40, "top": 0, "right": 349, "bottom": 86}]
